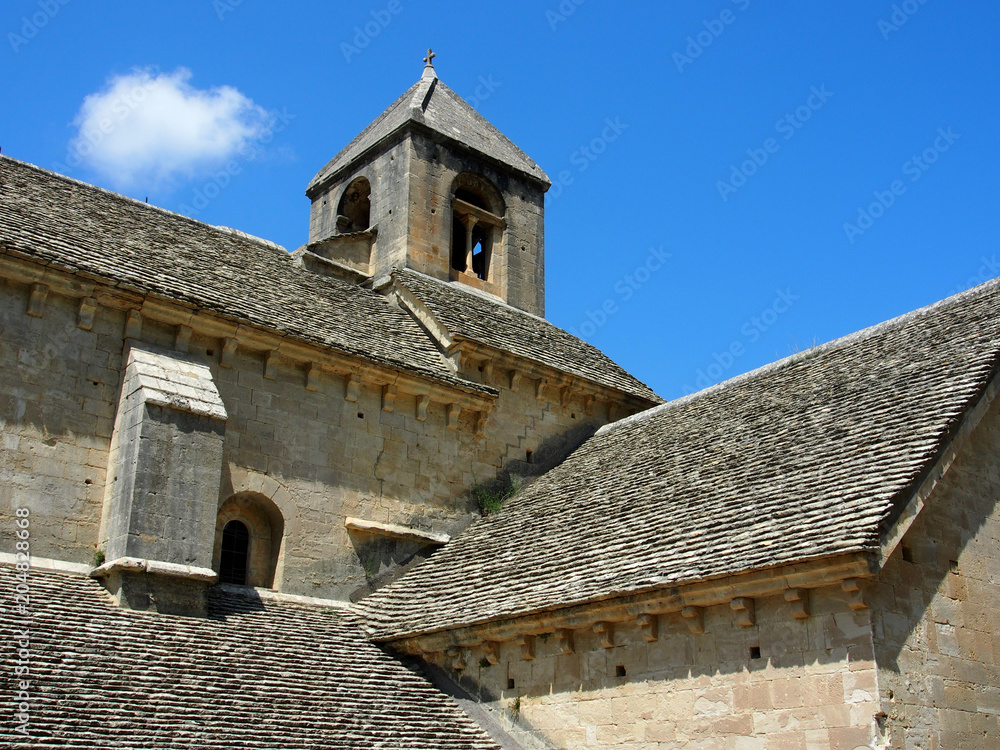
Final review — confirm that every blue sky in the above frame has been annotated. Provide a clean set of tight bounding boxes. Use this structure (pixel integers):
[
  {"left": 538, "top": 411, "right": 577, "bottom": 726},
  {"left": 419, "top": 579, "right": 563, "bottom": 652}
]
[{"left": 3, "top": 1, "right": 999, "bottom": 400}]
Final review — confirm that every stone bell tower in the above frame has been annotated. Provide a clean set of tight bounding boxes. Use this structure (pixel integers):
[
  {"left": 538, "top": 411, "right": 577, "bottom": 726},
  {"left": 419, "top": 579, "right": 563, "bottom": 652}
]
[{"left": 302, "top": 51, "right": 551, "bottom": 316}]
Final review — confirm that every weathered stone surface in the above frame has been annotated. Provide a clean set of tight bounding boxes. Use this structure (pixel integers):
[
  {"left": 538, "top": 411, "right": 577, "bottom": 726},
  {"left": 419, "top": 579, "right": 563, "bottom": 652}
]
[
  {"left": 394, "top": 268, "right": 660, "bottom": 403},
  {"left": 870, "top": 390, "right": 1000, "bottom": 748},
  {"left": 0, "top": 566, "right": 501, "bottom": 749},
  {"left": 425, "top": 587, "right": 879, "bottom": 750},
  {"left": 306, "top": 72, "right": 548, "bottom": 195},
  {"left": 361, "top": 278, "right": 1000, "bottom": 640},
  {"left": 0, "top": 155, "right": 476, "bottom": 391}
]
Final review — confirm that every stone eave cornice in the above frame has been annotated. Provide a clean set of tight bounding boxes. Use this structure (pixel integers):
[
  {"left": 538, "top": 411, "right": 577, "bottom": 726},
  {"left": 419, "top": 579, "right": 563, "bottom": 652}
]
[
  {"left": 376, "top": 551, "right": 877, "bottom": 655},
  {"left": 449, "top": 337, "right": 660, "bottom": 412},
  {"left": 0, "top": 247, "right": 497, "bottom": 412},
  {"left": 307, "top": 118, "right": 550, "bottom": 198}
]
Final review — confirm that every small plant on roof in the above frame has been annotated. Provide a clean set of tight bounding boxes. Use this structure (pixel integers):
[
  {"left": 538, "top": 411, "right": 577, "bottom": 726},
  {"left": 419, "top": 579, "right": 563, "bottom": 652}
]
[
  {"left": 472, "top": 473, "right": 523, "bottom": 516},
  {"left": 508, "top": 696, "right": 521, "bottom": 721}
]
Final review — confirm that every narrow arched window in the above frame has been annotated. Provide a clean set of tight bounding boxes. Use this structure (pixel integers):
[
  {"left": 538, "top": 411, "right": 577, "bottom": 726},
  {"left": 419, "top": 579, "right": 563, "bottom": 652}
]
[
  {"left": 337, "top": 177, "right": 372, "bottom": 233},
  {"left": 219, "top": 520, "right": 250, "bottom": 585}
]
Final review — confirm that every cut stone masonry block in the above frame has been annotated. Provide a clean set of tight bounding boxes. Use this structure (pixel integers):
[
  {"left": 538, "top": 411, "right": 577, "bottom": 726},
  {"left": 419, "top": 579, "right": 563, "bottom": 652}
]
[
  {"left": 306, "top": 363, "right": 320, "bottom": 391},
  {"left": 784, "top": 588, "right": 810, "bottom": 619},
  {"left": 175, "top": 325, "right": 192, "bottom": 353},
  {"left": 483, "top": 641, "right": 500, "bottom": 666},
  {"left": 125, "top": 310, "right": 142, "bottom": 339},
  {"left": 517, "top": 634, "right": 535, "bottom": 660},
  {"left": 556, "top": 628, "right": 575, "bottom": 655},
  {"left": 383, "top": 385, "right": 397, "bottom": 412},
  {"left": 77, "top": 297, "right": 98, "bottom": 330},
  {"left": 637, "top": 613, "right": 659, "bottom": 642},
  {"left": 594, "top": 621, "right": 614, "bottom": 648},
  {"left": 416, "top": 394, "right": 430, "bottom": 421},
  {"left": 220, "top": 337, "right": 238, "bottom": 368},
  {"left": 681, "top": 606, "right": 705, "bottom": 634},
  {"left": 731, "top": 597, "right": 755, "bottom": 627},
  {"left": 842, "top": 578, "right": 868, "bottom": 610},
  {"left": 263, "top": 351, "right": 278, "bottom": 380},
  {"left": 345, "top": 375, "right": 361, "bottom": 402},
  {"left": 99, "top": 344, "right": 227, "bottom": 616},
  {"left": 27, "top": 283, "right": 47, "bottom": 317}
]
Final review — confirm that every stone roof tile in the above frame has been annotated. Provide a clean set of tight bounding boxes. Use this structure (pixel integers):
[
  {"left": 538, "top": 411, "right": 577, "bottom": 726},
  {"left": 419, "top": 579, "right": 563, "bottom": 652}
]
[
  {"left": 0, "top": 567, "right": 500, "bottom": 749},
  {"left": 361, "top": 278, "right": 1000, "bottom": 639},
  {"left": 395, "top": 269, "right": 662, "bottom": 403},
  {"left": 0, "top": 156, "right": 485, "bottom": 395},
  {"left": 308, "top": 74, "right": 548, "bottom": 192}
]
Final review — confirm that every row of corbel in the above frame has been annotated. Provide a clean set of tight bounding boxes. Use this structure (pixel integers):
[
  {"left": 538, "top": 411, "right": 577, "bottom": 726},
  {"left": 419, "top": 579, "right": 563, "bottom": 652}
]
[
  {"left": 16, "top": 274, "right": 497, "bottom": 432},
  {"left": 460, "top": 349, "right": 638, "bottom": 419},
  {"left": 442, "top": 580, "right": 868, "bottom": 671}
]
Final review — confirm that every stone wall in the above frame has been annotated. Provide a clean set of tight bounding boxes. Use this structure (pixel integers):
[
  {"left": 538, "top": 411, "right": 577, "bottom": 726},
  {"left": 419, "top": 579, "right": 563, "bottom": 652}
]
[
  {"left": 307, "top": 138, "right": 411, "bottom": 274},
  {"left": 869, "top": 394, "right": 1000, "bottom": 748},
  {"left": 0, "top": 275, "right": 121, "bottom": 565},
  {"left": 0, "top": 274, "right": 610, "bottom": 600},
  {"left": 433, "top": 585, "right": 881, "bottom": 749},
  {"left": 309, "top": 131, "right": 547, "bottom": 316},
  {"left": 407, "top": 131, "right": 546, "bottom": 316}
]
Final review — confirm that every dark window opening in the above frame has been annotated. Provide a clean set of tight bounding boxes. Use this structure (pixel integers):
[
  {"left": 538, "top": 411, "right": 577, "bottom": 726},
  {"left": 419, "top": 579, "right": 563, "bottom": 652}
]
[
  {"left": 471, "top": 237, "right": 487, "bottom": 278},
  {"left": 507, "top": 678, "right": 515, "bottom": 689},
  {"left": 455, "top": 188, "right": 488, "bottom": 210},
  {"left": 337, "top": 177, "right": 371, "bottom": 233},
  {"left": 750, "top": 646, "right": 762, "bottom": 660},
  {"left": 901, "top": 545, "right": 914, "bottom": 563},
  {"left": 525, "top": 450, "right": 533, "bottom": 464},
  {"left": 219, "top": 520, "right": 250, "bottom": 585},
  {"left": 949, "top": 559, "right": 960, "bottom": 573},
  {"left": 615, "top": 664, "right": 627, "bottom": 677},
  {"left": 450, "top": 182, "right": 502, "bottom": 282}
]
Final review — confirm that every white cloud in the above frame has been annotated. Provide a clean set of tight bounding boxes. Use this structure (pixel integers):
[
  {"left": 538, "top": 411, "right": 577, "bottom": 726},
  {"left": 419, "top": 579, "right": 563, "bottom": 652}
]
[{"left": 66, "top": 67, "right": 276, "bottom": 189}]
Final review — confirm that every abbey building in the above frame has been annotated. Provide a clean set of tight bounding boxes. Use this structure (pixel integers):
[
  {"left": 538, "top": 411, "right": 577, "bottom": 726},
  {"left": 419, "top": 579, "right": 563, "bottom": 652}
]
[{"left": 2, "top": 57, "right": 999, "bottom": 749}]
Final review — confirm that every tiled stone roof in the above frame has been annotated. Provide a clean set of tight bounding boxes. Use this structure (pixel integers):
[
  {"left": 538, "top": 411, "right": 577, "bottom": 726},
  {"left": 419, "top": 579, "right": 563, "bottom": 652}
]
[
  {"left": 0, "top": 566, "right": 500, "bottom": 749},
  {"left": 395, "top": 269, "right": 662, "bottom": 404},
  {"left": 361, "top": 279, "right": 1000, "bottom": 640},
  {"left": 0, "top": 156, "right": 485, "bottom": 394},
  {"left": 307, "top": 74, "right": 549, "bottom": 192}
]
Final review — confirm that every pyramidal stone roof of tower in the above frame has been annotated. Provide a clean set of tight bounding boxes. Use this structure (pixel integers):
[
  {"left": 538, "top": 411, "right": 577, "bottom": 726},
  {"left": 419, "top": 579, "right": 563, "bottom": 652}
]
[{"left": 307, "top": 58, "right": 550, "bottom": 194}]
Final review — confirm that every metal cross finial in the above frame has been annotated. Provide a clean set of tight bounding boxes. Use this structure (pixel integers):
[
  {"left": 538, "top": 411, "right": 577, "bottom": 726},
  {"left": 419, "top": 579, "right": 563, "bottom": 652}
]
[{"left": 423, "top": 48, "right": 436, "bottom": 67}]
